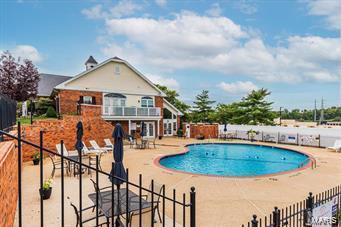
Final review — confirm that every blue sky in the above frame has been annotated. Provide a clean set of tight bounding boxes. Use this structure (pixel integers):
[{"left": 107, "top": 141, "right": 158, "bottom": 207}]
[{"left": 1, "top": 0, "right": 341, "bottom": 110}]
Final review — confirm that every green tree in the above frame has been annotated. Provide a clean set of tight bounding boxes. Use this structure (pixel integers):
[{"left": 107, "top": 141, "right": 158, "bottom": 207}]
[
  {"left": 238, "top": 88, "right": 275, "bottom": 125},
  {"left": 192, "top": 90, "right": 215, "bottom": 123},
  {"left": 213, "top": 102, "right": 240, "bottom": 124},
  {"left": 155, "top": 84, "right": 190, "bottom": 119}
]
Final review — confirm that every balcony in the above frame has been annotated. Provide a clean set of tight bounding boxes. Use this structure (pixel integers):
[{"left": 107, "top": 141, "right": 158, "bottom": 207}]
[{"left": 102, "top": 106, "right": 161, "bottom": 117}]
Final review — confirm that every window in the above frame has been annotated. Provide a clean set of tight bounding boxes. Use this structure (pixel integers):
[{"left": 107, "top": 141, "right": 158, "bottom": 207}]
[
  {"left": 104, "top": 93, "right": 126, "bottom": 106},
  {"left": 141, "top": 97, "right": 154, "bottom": 107},
  {"left": 114, "top": 65, "right": 120, "bottom": 75},
  {"left": 83, "top": 96, "right": 93, "bottom": 104}
]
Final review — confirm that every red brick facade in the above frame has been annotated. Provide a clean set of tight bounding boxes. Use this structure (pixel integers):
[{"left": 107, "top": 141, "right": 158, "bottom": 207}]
[
  {"left": 58, "top": 90, "right": 102, "bottom": 114},
  {"left": 0, "top": 141, "right": 18, "bottom": 227},
  {"left": 155, "top": 96, "right": 164, "bottom": 136},
  {"left": 22, "top": 114, "right": 114, "bottom": 161}
]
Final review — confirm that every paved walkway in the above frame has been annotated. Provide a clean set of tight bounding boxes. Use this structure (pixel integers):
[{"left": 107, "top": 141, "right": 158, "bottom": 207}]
[{"left": 17, "top": 138, "right": 341, "bottom": 226}]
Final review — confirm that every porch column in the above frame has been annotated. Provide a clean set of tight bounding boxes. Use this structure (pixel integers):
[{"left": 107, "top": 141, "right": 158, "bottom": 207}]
[
  {"left": 157, "top": 119, "right": 160, "bottom": 137},
  {"left": 128, "top": 120, "right": 131, "bottom": 135}
]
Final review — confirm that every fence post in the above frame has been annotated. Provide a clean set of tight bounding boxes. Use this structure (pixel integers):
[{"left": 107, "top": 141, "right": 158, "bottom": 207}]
[
  {"left": 17, "top": 121, "right": 22, "bottom": 227},
  {"left": 318, "top": 134, "right": 321, "bottom": 147},
  {"left": 251, "top": 215, "right": 258, "bottom": 227},
  {"left": 297, "top": 133, "right": 299, "bottom": 145},
  {"left": 272, "top": 207, "right": 280, "bottom": 227},
  {"left": 304, "top": 192, "right": 313, "bottom": 226},
  {"left": 39, "top": 130, "right": 44, "bottom": 227},
  {"left": 190, "top": 187, "right": 196, "bottom": 227},
  {"left": 277, "top": 132, "right": 280, "bottom": 144}
]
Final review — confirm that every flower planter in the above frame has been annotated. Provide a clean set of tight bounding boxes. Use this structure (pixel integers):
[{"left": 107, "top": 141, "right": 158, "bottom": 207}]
[
  {"left": 33, "top": 159, "right": 40, "bottom": 165},
  {"left": 40, "top": 187, "right": 52, "bottom": 200}
]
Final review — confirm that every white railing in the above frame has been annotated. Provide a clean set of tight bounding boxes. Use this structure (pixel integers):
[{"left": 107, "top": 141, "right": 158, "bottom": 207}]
[{"left": 102, "top": 106, "right": 161, "bottom": 117}]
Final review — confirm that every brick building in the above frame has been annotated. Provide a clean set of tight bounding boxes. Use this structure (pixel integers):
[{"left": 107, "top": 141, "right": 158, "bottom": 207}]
[{"left": 52, "top": 56, "right": 182, "bottom": 138}]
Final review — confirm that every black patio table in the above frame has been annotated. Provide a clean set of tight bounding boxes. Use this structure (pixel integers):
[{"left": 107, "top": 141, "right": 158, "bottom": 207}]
[{"left": 88, "top": 188, "right": 152, "bottom": 224}]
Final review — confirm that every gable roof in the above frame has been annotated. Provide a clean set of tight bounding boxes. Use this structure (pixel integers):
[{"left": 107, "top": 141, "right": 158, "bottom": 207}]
[
  {"left": 55, "top": 57, "right": 166, "bottom": 97},
  {"left": 38, "top": 73, "right": 71, "bottom": 97}
]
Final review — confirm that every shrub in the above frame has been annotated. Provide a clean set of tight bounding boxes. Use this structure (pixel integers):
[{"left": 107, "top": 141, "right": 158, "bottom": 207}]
[
  {"left": 46, "top": 106, "right": 57, "bottom": 118},
  {"left": 177, "top": 128, "right": 183, "bottom": 137},
  {"left": 36, "top": 98, "right": 55, "bottom": 115}
]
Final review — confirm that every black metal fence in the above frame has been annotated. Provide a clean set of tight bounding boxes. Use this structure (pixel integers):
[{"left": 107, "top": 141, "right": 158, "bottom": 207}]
[
  {"left": 242, "top": 184, "right": 341, "bottom": 227},
  {"left": 0, "top": 93, "right": 17, "bottom": 132},
  {"left": 220, "top": 130, "right": 341, "bottom": 148},
  {"left": 1, "top": 122, "right": 196, "bottom": 227}
]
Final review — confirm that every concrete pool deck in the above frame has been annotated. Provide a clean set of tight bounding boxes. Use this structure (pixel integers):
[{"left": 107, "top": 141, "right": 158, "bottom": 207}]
[{"left": 17, "top": 138, "right": 341, "bottom": 226}]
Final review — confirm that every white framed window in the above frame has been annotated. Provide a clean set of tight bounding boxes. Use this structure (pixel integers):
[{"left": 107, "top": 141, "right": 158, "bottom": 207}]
[
  {"left": 141, "top": 97, "right": 154, "bottom": 107},
  {"left": 83, "top": 96, "right": 93, "bottom": 104},
  {"left": 114, "top": 65, "right": 120, "bottom": 75},
  {"left": 104, "top": 93, "right": 126, "bottom": 106}
]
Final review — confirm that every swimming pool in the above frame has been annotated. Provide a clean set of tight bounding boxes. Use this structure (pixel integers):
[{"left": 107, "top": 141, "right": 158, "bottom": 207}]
[{"left": 158, "top": 143, "right": 311, "bottom": 177}]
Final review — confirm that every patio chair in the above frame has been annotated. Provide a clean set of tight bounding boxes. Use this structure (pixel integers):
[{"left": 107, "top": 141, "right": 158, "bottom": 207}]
[
  {"left": 135, "top": 138, "right": 147, "bottom": 149},
  {"left": 104, "top": 138, "right": 114, "bottom": 151},
  {"left": 48, "top": 154, "right": 70, "bottom": 178},
  {"left": 128, "top": 182, "right": 165, "bottom": 226},
  {"left": 68, "top": 197, "right": 109, "bottom": 227},
  {"left": 327, "top": 140, "right": 341, "bottom": 152},
  {"left": 56, "top": 144, "right": 86, "bottom": 177},
  {"left": 90, "top": 140, "right": 112, "bottom": 153},
  {"left": 127, "top": 135, "right": 136, "bottom": 148},
  {"left": 147, "top": 137, "right": 156, "bottom": 149},
  {"left": 82, "top": 142, "right": 103, "bottom": 172}
]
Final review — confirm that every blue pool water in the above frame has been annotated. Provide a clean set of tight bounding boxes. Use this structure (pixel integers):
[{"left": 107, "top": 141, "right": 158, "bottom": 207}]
[{"left": 159, "top": 144, "right": 310, "bottom": 177}]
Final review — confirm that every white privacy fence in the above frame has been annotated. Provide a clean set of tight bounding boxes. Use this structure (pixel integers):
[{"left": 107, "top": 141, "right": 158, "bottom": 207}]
[{"left": 219, "top": 124, "right": 341, "bottom": 148}]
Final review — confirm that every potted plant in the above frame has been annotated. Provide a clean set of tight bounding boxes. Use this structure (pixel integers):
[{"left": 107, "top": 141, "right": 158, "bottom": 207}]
[
  {"left": 177, "top": 128, "right": 183, "bottom": 138},
  {"left": 32, "top": 152, "right": 40, "bottom": 165},
  {"left": 40, "top": 178, "right": 53, "bottom": 200},
  {"left": 247, "top": 129, "right": 258, "bottom": 142}
]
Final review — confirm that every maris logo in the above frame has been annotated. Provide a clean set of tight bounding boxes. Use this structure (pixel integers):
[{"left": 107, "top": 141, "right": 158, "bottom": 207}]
[{"left": 311, "top": 217, "right": 337, "bottom": 224}]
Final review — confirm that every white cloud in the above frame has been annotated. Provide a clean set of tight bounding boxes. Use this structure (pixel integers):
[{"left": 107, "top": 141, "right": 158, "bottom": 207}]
[
  {"left": 146, "top": 74, "right": 180, "bottom": 90},
  {"left": 82, "top": 4, "right": 106, "bottom": 19},
  {"left": 218, "top": 81, "right": 258, "bottom": 94},
  {"left": 307, "top": 0, "right": 341, "bottom": 30},
  {"left": 82, "top": 1, "right": 142, "bottom": 19},
  {"left": 96, "top": 11, "right": 341, "bottom": 83},
  {"left": 155, "top": 0, "right": 167, "bottom": 7},
  {"left": 206, "top": 3, "right": 222, "bottom": 17},
  {"left": 9, "top": 45, "right": 43, "bottom": 63},
  {"left": 235, "top": 0, "right": 258, "bottom": 15}
]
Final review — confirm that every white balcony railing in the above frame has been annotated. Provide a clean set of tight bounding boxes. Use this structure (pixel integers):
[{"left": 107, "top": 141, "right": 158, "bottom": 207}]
[{"left": 102, "top": 106, "right": 161, "bottom": 117}]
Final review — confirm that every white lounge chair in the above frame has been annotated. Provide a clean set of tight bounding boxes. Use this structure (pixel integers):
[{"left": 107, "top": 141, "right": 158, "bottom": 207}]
[
  {"left": 104, "top": 138, "right": 114, "bottom": 151},
  {"left": 327, "top": 140, "right": 341, "bottom": 152},
  {"left": 56, "top": 144, "right": 78, "bottom": 158},
  {"left": 89, "top": 140, "right": 112, "bottom": 153},
  {"left": 82, "top": 142, "right": 104, "bottom": 155}
]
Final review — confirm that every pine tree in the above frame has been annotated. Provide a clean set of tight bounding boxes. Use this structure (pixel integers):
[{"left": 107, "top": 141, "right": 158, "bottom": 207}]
[
  {"left": 238, "top": 88, "right": 275, "bottom": 125},
  {"left": 192, "top": 90, "right": 215, "bottom": 123}
]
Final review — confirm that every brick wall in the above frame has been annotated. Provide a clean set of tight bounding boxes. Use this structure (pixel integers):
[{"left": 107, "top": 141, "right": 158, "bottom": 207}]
[
  {"left": 183, "top": 123, "right": 219, "bottom": 139},
  {"left": 155, "top": 96, "right": 164, "bottom": 136},
  {"left": 0, "top": 141, "right": 18, "bottom": 227},
  {"left": 58, "top": 90, "right": 103, "bottom": 114},
  {"left": 22, "top": 107, "right": 114, "bottom": 161}
]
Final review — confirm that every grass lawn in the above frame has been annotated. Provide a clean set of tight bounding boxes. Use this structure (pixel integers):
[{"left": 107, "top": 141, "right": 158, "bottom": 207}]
[{"left": 18, "top": 116, "right": 57, "bottom": 125}]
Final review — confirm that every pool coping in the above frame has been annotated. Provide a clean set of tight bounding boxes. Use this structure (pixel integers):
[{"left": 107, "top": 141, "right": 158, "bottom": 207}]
[{"left": 153, "top": 142, "right": 316, "bottom": 179}]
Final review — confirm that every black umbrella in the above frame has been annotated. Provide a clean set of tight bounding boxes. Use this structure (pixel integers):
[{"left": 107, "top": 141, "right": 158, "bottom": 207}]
[
  {"left": 140, "top": 121, "right": 145, "bottom": 138},
  {"left": 110, "top": 123, "right": 126, "bottom": 226},
  {"left": 110, "top": 123, "right": 127, "bottom": 184},
  {"left": 75, "top": 121, "right": 84, "bottom": 153},
  {"left": 224, "top": 123, "right": 227, "bottom": 132}
]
